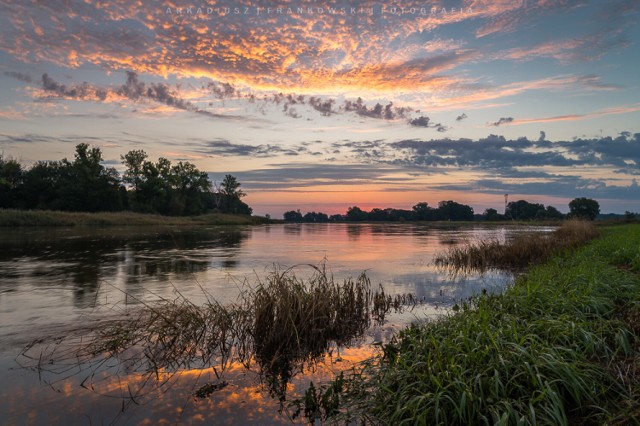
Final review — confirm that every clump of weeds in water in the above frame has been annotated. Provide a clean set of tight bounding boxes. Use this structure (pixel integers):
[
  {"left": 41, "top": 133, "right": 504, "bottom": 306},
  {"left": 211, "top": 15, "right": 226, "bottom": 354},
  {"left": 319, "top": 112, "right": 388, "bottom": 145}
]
[
  {"left": 435, "top": 219, "right": 600, "bottom": 273},
  {"left": 18, "top": 264, "right": 420, "bottom": 407},
  {"left": 248, "top": 265, "right": 376, "bottom": 401}
]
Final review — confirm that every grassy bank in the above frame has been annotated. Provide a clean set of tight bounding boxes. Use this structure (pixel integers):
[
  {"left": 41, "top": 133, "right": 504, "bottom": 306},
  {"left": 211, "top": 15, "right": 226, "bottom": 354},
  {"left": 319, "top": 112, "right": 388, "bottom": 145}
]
[
  {"left": 309, "top": 224, "right": 640, "bottom": 425},
  {"left": 0, "top": 208, "right": 274, "bottom": 227}
]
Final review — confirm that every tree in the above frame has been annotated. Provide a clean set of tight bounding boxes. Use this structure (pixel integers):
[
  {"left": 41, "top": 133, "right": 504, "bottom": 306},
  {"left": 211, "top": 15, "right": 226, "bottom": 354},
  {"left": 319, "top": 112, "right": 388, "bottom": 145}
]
[
  {"left": 412, "top": 202, "right": 434, "bottom": 221},
  {"left": 303, "top": 211, "right": 329, "bottom": 222},
  {"left": 506, "top": 200, "right": 545, "bottom": 221},
  {"left": 218, "top": 174, "right": 249, "bottom": 214},
  {"left": 368, "top": 208, "right": 389, "bottom": 221},
  {"left": 220, "top": 174, "right": 245, "bottom": 199},
  {"left": 20, "top": 161, "right": 61, "bottom": 209},
  {"left": 121, "top": 149, "right": 148, "bottom": 192},
  {"left": 283, "top": 210, "right": 303, "bottom": 222},
  {"left": 168, "top": 161, "right": 212, "bottom": 215},
  {"left": 544, "top": 205, "right": 564, "bottom": 220},
  {"left": 483, "top": 208, "right": 500, "bottom": 221},
  {"left": 436, "top": 200, "right": 474, "bottom": 221},
  {"left": 0, "top": 155, "right": 22, "bottom": 208},
  {"left": 346, "top": 206, "right": 368, "bottom": 221},
  {"left": 70, "top": 144, "right": 122, "bottom": 212},
  {"left": 24, "top": 144, "right": 123, "bottom": 212},
  {"left": 569, "top": 197, "right": 600, "bottom": 220}
]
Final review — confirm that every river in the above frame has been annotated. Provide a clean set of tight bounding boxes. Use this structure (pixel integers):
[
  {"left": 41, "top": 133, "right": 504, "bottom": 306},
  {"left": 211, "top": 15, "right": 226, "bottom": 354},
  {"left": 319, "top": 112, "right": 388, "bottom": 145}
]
[{"left": 0, "top": 223, "right": 552, "bottom": 425}]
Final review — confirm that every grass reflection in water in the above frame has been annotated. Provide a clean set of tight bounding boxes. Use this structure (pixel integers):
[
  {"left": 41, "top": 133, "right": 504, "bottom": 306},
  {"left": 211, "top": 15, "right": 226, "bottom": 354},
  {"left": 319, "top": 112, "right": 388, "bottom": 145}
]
[{"left": 18, "top": 264, "right": 420, "bottom": 418}]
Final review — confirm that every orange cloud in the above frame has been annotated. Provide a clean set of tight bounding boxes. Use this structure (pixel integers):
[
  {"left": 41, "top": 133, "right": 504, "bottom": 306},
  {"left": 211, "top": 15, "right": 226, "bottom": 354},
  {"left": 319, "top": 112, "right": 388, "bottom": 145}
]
[
  {"left": 0, "top": 0, "right": 481, "bottom": 98},
  {"left": 510, "top": 103, "right": 640, "bottom": 125}
]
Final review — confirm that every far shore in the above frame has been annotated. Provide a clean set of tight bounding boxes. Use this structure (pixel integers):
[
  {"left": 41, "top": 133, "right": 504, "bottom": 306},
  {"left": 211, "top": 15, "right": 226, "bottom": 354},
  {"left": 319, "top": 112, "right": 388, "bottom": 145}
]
[
  {"left": 0, "top": 209, "right": 276, "bottom": 227},
  {"left": 2, "top": 208, "right": 633, "bottom": 228}
]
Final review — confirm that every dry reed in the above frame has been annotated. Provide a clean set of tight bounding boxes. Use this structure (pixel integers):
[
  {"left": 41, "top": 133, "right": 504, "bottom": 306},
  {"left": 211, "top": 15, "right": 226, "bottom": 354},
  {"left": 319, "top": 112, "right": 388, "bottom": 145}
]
[{"left": 435, "top": 219, "right": 599, "bottom": 272}]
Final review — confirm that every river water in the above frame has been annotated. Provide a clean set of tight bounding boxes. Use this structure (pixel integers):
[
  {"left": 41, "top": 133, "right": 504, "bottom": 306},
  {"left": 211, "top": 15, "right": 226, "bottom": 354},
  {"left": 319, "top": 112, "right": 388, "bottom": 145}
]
[{"left": 0, "top": 223, "right": 552, "bottom": 425}]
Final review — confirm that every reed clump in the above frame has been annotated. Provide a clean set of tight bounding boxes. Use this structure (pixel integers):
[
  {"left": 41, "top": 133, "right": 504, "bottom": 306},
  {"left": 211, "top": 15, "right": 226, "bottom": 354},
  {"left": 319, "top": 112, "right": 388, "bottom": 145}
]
[
  {"left": 252, "top": 268, "right": 372, "bottom": 368},
  {"left": 435, "top": 219, "right": 599, "bottom": 272},
  {"left": 20, "top": 265, "right": 418, "bottom": 403}
]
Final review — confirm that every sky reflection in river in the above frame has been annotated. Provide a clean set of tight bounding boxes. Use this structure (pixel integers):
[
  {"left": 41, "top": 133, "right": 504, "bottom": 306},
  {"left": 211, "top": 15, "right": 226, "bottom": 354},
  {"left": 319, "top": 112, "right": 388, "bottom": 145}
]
[{"left": 0, "top": 223, "right": 552, "bottom": 424}]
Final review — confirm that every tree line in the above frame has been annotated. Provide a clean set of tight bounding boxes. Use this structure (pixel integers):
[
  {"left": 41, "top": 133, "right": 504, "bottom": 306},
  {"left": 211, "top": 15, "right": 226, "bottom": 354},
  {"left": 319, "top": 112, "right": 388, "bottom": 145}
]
[
  {"left": 284, "top": 198, "right": 601, "bottom": 223},
  {"left": 0, "top": 144, "right": 252, "bottom": 216}
]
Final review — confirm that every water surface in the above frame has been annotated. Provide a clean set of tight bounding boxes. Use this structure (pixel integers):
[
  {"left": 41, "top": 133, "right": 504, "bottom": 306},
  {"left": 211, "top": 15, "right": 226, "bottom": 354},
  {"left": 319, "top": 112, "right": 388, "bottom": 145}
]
[{"left": 0, "top": 223, "right": 551, "bottom": 425}]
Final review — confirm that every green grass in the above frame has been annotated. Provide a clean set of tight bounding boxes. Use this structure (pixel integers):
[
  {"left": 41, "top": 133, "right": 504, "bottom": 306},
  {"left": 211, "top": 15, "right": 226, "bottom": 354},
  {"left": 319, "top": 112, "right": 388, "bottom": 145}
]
[
  {"left": 307, "top": 224, "right": 640, "bottom": 425},
  {"left": 0, "top": 208, "right": 273, "bottom": 227}
]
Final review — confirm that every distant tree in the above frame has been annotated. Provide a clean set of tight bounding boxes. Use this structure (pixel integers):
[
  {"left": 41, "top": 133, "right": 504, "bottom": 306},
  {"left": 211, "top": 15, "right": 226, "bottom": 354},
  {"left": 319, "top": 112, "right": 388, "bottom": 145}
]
[
  {"left": 218, "top": 174, "right": 248, "bottom": 214},
  {"left": 303, "top": 211, "right": 329, "bottom": 222},
  {"left": 283, "top": 210, "right": 303, "bottom": 222},
  {"left": 387, "top": 208, "right": 414, "bottom": 222},
  {"left": 483, "top": 208, "right": 500, "bottom": 221},
  {"left": 368, "top": 208, "right": 389, "bottom": 221},
  {"left": 168, "top": 161, "right": 212, "bottom": 215},
  {"left": 436, "top": 200, "right": 474, "bottom": 221},
  {"left": 506, "top": 200, "right": 545, "bottom": 221},
  {"left": 569, "top": 197, "right": 600, "bottom": 220},
  {"left": 625, "top": 211, "right": 636, "bottom": 222},
  {"left": 38, "top": 144, "right": 122, "bottom": 212},
  {"left": 220, "top": 174, "right": 245, "bottom": 199},
  {"left": 346, "top": 206, "right": 368, "bottom": 221},
  {"left": 71, "top": 144, "right": 122, "bottom": 212},
  {"left": 3, "top": 146, "right": 254, "bottom": 216},
  {"left": 20, "top": 161, "right": 61, "bottom": 209},
  {"left": 121, "top": 149, "right": 148, "bottom": 192},
  {"left": 412, "top": 202, "right": 435, "bottom": 221},
  {"left": 0, "top": 155, "right": 22, "bottom": 208},
  {"left": 544, "top": 205, "right": 564, "bottom": 220},
  {"left": 122, "top": 150, "right": 223, "bottom": 216},
  {"left": 329, "top": 214, "right": 345, "bottom": 222}
]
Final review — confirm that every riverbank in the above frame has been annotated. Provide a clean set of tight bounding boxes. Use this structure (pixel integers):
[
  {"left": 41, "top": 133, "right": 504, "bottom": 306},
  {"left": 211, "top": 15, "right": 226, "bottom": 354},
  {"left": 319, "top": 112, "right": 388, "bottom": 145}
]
[
  {"left": 313, "top": 224, "right": 640, "bottom": 424},
  {"left": 0, "top": 209, "right": 275, "bottom": 227}
]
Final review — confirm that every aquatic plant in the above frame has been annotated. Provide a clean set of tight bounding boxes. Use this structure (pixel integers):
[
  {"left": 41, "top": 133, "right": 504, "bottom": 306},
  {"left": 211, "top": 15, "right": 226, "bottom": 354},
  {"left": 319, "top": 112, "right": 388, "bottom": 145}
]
[
  {"left": 18, "top": 264, "right": 419, "bottom": 406},
  {"left": 434, "top": 219, "right": 599, "bottom": 272}
]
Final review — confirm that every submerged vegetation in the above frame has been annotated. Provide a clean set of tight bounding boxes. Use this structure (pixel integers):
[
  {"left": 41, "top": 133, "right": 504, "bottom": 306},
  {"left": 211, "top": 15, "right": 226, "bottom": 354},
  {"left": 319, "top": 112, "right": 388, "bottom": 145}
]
[
  {"left": 300, "top": 224, "right": 640, "bottom": 425},
  {"left": 19, "top": 265, "right": 418, "bottom": 405},
  {"left": 434, "top": 219, "right": 600, "bottom": 272}
]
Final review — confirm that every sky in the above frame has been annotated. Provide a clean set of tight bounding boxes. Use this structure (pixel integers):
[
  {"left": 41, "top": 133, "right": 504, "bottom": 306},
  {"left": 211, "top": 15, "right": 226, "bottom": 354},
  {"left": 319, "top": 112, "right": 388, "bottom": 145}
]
[{"left": 0, "top": 0, "right": 639, "bottom": 216}]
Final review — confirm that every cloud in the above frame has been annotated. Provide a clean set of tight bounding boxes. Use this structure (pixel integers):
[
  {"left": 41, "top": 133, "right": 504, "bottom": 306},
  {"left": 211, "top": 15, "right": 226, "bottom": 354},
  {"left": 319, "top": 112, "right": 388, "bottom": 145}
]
[
  {"left": 2, "top": 0, "right": 636, "bottom": 116},
  {"left": 4, "top": 71, "right": 33, "bottom": 83},
  {"left": 35, "top": 71, "right": 418, "bottom": 122},
  {"left": 503, "top": 104, "right": 640, "bottom": 126},
  {"left": 41, "top": 73, "right": 109, "bottom": 101},
  {"left": 437, "top": 176, "right": 640, "bottom": 201},
  {"left": 211, "top": 163, "right": 411, "bottom": 191},
  {"left": 455, "top": 113, "right": 467, "bottom": 121},
  {"left": 37, "top": 72, "right": 243, "bottom": 119},
  {"left": 347, "top": 133, "right": 640, "bottom": 171},
  {"left": 408, "top": 116, "right": 430, "bottom": 127},
  {"left": 0, "top": 0, "right": 479, "bottom": 99},
  {"left": 490, "top": 117, "right": 514, "bottom": 127},
  {"left": 194, "top": 139, "right": 309, "bottom": 158}
]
